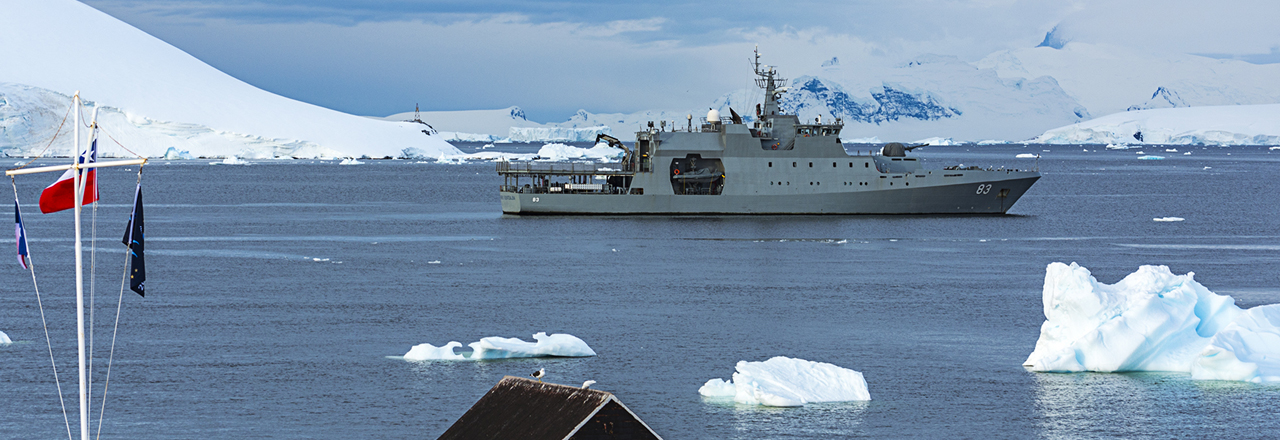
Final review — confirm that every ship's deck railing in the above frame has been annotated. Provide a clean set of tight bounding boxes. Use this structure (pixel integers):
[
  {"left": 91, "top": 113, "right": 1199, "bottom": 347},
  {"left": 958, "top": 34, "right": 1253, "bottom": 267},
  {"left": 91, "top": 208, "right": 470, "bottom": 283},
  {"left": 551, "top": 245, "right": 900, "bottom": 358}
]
[{"left": 496, "top": 161, "right": 634, "bottom": 176}]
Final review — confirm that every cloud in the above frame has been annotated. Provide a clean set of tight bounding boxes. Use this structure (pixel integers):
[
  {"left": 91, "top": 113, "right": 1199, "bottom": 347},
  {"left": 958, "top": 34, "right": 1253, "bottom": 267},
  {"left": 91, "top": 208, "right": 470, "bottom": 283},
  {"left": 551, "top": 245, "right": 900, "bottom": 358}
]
[{"left": 75, "top": 0, "right": 1280, "bottom": 121}]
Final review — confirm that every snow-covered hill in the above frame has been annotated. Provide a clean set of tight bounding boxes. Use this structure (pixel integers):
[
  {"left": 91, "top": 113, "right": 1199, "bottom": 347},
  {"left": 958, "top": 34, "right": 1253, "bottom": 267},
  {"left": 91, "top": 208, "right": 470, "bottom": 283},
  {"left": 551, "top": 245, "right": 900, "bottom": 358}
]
[
  {"left": 0, "top": 0, "right": 458, "bottom": 159},
  {"left": 1033, "top": 104, "right": 1280, "bottom": 145}
]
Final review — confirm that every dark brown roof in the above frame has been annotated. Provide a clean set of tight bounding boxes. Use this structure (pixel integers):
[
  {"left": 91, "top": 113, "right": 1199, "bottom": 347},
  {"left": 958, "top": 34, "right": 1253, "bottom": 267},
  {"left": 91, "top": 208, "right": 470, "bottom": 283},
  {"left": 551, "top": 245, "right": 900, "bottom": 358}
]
[{"left": 438, "top": 376, "right": 661, "bottom": 440}]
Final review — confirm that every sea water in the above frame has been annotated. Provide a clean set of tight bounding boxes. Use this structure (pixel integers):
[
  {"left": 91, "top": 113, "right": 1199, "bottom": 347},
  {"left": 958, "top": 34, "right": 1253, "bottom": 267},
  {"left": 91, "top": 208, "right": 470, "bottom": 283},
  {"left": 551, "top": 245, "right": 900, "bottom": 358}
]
[{"left": 1, "top": 144, "right": 1279, "bottom": 438}]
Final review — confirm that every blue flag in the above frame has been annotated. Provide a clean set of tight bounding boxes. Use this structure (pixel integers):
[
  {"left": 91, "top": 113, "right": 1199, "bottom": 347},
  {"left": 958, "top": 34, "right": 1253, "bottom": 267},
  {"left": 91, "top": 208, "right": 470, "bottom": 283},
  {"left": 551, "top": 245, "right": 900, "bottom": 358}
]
[
  {"left": 121, "top": 185, "right": 144, "bottom": 296},
  {"left": 15, "top": 201, "right": 29, "bottom": 269}
]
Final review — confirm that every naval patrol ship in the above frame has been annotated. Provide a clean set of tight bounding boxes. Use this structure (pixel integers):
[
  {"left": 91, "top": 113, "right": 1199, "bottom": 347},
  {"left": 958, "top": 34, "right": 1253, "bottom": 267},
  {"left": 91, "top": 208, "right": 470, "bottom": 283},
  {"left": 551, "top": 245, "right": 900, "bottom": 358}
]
[{"left": 497, "top": 50, "right": 1040, "bottom": 214}]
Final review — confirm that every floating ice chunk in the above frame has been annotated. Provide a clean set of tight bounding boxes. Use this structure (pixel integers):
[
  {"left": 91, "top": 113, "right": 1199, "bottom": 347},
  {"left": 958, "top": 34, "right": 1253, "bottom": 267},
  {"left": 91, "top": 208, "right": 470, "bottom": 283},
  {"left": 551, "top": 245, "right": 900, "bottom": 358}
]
[
  {"left": 535, "top": 143, "right": 625, "bottom": 162},
  {"left": 469, "top": 332, "right": 596, "bottom": 359},
  {"left": 1165, "top": 148, "right": 1178, "bottom": 152},
  {"left": 1185, "top": 152, "right": 1192, "bottom": 155},
  {"left": 698, "top": 356, "right": 870, "bottom": 407},
  {"left": 1016, "top": 153, "right": 1038, "bottom": 158},
  {"left": 426, "top": 260, "right": 441, "bottom": 264},
  {"left": 339, "top": 158, "right": 363, "bottom": 165},
  {"left": 162, "top": 147, "right": 192, "bottom": 160},
  {"left": 0, "top": 330, "right": 10, "bottom": 344},
  {"left": 403, "top": 333, "right": 595, "bottom": 362},
  {"left": 213, "top": 156, "right": 247, "bottom": 165},
  {"left": 1138, "top": 155, "right": 1165, "bottom": 160},
  {"left": 1203, "top": 166, "right": 1212, "bottom": 170},
  {"left": 1025, "top": 263, "right": 1243, "bottom": 373},
  {"left": 1191, "top": 305, "right": 1280, "bottom": 383},
  {"left": 1271, "top": 147, "right": 1280, "bottom": 150},
  {"left": 1153, "top": 217, "right": 1184, "bottom": 222},
  {"left": 404, "top": 341, "right": 467, "bottom": 361},
  {"left": 1105, "top": 144, "right": 1131, "bottom": 150}
]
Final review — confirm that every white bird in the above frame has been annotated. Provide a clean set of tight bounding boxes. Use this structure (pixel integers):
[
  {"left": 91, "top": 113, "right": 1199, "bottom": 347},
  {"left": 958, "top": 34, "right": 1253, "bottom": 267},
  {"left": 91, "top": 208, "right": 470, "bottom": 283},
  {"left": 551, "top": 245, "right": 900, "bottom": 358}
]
[
  {"left": 531, "top": 368, "right": 545, "bottom": 382},
  {"left": 581, "top": 380, "right": 596, "bottom": 389}
]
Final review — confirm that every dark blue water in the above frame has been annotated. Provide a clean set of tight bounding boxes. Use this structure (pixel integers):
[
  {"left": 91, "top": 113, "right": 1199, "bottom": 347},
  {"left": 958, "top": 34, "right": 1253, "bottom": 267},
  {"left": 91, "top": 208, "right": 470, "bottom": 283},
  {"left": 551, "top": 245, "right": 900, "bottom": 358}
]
[{"left": 2, "top": 145, "right": 1279, "bottom": 439}]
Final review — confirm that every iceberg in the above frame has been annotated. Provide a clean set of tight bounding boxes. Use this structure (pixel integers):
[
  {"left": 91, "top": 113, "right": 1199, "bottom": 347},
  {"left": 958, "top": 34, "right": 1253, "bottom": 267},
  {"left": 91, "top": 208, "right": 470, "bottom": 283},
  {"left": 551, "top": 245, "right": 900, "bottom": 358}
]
[
  {"left": 0, "top": 330, "right": 10, "bottom": 344},
  {"left": 1137, "top": 155, "right": 1165, "bottom": 160},
  {"left": 535, "top": 143, "right": 625, "bottom": 162},
  {"left": 1153, "top": 217, "right": 1185, "bottom": 222},
  {"left": 162, "top": 147, "right": 192, "bottom": 160},
  {"left": 509, "top": 126, "right": 612, "bottom": 143},
  {"left": 402, "top": 332, "right": 595, "bottom": 361},
  {"left": 338, "top": 158, "right": 363, "bottom": 165},
  {"left": 1026, "top": 263, "right": 1280, "bottom": 383},
  {"left": 1015, "top": 153, "right": 1038, "bottom": 158},
  {"left": 212, "top": 156, "right": 248, "bottom": 165},
  {"left": 698, "top": 356, "right": 870, "bottom": 407}
]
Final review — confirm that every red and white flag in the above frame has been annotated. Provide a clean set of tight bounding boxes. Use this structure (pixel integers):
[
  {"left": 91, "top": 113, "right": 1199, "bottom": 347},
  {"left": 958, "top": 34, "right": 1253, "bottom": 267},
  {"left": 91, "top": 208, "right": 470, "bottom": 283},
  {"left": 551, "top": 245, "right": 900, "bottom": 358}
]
[{"left": 39, "top": 139, "right": 98, "bottom": 214}]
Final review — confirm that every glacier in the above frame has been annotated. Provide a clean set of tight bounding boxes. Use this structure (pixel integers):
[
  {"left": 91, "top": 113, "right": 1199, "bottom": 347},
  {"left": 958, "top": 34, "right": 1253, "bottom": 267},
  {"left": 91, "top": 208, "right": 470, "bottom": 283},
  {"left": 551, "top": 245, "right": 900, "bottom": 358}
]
[
  {"left": 1025, "top": 262, "right": 1280, "bottom": 383},
  {"left": 1033, "top": 104, "right": 1280, "bottom": 145},
  {"left": 698, "top": 356, "right": 870, "bottom": 407},
  {"left": 403, "top": 332, "right": 596, "bottom": 361},
  {"left": 0, "top": 0, "right": 459, "bottom": 159}
]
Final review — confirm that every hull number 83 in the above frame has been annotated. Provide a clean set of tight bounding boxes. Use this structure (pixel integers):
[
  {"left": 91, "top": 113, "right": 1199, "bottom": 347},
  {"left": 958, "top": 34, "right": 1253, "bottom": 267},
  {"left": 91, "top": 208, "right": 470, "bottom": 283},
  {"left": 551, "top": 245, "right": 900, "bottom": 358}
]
[{"left": 975, "top": 184, "right": 992, "bottom": 195}]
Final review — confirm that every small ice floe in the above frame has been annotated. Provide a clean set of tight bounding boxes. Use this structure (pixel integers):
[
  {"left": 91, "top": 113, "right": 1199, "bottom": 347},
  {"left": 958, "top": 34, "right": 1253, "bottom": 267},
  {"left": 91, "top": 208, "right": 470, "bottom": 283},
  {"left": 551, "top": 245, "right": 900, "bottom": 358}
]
[
  {"left": 1153, "top": 217, "right": 1185, "bottom": 222},
  {"left": 426, "top": 260, "right": 441, "bottom": 264},
  {"left": 698, "top": 356, "right": 870, "bottom": 407},
  {"left": 339, "top": 158, "right": 363, "bottom": 165},
  {"left": 1204, "top": 166, "right": 1212, "bottom": 170},
  {"left": 402, "top": 332, "right": 596, "bottom": 361},
  {"left": 1015, "top": 153, "right": 1038, "bottom": 158},
  {"left": 0, "top": 330, "right": 11, "bottom": 344},
  {"left": 835, "top": 239, "right": 848, "bottom": 244},
  {"left": 212, "top": 156, "right": 247, "bottom": 165},
  {"left": 1270, "top": 146, "right": 1280, "bottom": 150},
  {"left": 311, "top": 257, "right": 330, "bottom": 262},
  {"left": 1105, "top": 144, "right": 1131, "bottom": 150},
  {"left": 1184, "top": 152, "right": 1192, "bottom": 155},
  {"left": 1024, "top": 262, "right": 1280, "bottom": 383},
  {"left": 1165, "top": 148, "right": 1178, "bottom": 152},
  {"left": 1138, "top": 155, "right": 1165, "bottom": 160}
]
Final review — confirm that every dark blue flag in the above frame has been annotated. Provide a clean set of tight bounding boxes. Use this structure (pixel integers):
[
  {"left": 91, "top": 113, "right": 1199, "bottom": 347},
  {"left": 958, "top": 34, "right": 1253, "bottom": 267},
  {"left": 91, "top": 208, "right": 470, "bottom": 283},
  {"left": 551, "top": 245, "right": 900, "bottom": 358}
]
[
  {"left": 15, "top": 201, "right": 29, "bottom": 269},
  {"left": 122, "top": 185, "right": 144, "bottom": 296}
]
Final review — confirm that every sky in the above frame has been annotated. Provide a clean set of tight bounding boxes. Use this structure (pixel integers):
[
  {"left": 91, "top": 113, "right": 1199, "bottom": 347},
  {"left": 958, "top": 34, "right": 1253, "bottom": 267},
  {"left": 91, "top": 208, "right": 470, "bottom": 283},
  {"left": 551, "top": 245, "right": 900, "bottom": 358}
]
[{"left": 79, "top": 0, "right": 1280, "bottom": 122}]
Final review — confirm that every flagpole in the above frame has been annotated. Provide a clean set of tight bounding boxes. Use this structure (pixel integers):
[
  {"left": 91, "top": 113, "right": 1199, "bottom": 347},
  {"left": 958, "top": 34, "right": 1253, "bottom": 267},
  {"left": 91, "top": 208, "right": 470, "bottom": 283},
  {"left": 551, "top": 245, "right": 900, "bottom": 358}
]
[{"left": 72, "top": 92, "right": 89, "bottom": 440}]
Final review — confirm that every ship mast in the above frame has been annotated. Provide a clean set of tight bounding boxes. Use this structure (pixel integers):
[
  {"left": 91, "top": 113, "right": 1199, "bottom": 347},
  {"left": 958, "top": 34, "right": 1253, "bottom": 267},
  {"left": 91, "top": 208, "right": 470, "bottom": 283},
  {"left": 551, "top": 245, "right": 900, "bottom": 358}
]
[{"left": 753, "top": 46, "right": 786, "bottom": 119}]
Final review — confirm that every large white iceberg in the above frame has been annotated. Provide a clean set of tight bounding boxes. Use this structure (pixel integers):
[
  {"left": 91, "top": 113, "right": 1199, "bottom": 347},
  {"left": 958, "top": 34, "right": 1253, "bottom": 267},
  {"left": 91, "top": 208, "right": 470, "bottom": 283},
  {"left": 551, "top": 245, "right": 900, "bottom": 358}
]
[
  {"left": 0, "top": 330, "right": 10, "bottom": 344},
  {"left": 1032, "top": 104, "right": 1280, "bottom": 146},
  {"left": 403, "top": 332, "right": 596, "bottom": 361},
  {"left": 535, "top": 143, "right": 625, "bottom": 162},
  {"left": 698, "top": 356, "right": 870, "bottom": 407},
  {"left": 1025, "top": 262, "right": 1280, "bottom": 383}
]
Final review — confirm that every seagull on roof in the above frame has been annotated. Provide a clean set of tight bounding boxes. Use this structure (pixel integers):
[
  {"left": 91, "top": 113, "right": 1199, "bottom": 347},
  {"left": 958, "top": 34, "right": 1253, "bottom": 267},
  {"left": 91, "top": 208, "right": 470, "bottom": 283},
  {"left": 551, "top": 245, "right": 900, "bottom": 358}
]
[
  {"left": 581, "top": 380, "right": 596, "bottom": 389},
  {"left": 531, "top": 368, "right": 545, "bottom": 382}
]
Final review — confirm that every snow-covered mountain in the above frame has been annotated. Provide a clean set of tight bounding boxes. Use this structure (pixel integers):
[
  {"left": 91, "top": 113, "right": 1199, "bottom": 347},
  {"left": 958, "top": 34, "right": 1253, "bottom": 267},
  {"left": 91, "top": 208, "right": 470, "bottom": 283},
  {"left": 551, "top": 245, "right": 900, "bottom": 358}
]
[
  {"left": 0, "top": 0, "right": 458, "bottom": 159},
  {"left": 1033, "top": 104, "right": 1280, "bottom": 145},
  {"left": 977, "top": 42, "right": 1280, "bottom": 118}
]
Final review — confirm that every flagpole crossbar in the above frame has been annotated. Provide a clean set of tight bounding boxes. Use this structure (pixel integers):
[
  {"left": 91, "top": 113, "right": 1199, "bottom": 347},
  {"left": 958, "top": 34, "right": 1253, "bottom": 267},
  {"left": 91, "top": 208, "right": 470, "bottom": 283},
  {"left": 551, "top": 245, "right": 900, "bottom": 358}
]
[{"left": 5, "top": 159, "right": 147, "bottom": 177}]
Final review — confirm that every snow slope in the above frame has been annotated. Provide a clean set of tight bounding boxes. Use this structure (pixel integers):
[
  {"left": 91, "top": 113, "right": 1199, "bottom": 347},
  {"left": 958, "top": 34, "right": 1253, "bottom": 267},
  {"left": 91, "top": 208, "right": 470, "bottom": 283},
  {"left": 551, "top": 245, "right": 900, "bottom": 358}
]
[
  {"left": 1033, "top": 104, "right": 1280, "bottom": 145},
  {"left": 977, "top": 42, "right": 1280, "bottom": 118},
  {"left": 0, "top": 0, "right": 458, "bottom": 158}
]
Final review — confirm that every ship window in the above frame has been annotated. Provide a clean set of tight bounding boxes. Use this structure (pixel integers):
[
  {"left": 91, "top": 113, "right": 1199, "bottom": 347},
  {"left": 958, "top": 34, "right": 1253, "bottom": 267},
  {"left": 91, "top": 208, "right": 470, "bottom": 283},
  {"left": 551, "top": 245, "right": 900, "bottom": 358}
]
[
  {"left": 849, "top": 162, "right": 853, "bottom": 167},
  {"left": 832, "top": 162, "right": 837, "bottom": 167},
  {"left": 865, "top": 162, "right": 869, "bottom": 168},
  {"left": 808, "top": 162, "right": 813, "bottom": 167},
  {"left": 768, "top": 162, "right": 772, "bottom": 167},
  {"left": 792, "top": 162, "right": 796, "bottom": 167}
]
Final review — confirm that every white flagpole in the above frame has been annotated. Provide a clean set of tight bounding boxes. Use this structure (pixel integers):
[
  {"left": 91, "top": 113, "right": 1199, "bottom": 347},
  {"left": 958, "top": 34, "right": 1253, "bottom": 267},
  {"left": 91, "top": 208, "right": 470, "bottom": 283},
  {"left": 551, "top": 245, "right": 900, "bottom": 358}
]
[{"left": 72, "top": 92, "right": 89, "bottom": 440}]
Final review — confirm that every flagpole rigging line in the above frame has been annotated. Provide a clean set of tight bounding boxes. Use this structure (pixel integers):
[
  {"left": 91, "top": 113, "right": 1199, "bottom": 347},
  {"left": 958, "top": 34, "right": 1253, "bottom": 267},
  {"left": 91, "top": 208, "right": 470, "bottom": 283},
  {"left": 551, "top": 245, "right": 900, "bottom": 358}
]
[
  {"left": 95, "top": 167, "right": 143, "bottom": 440},
  {"left": 12, "top": 178, "right": 75, "bottom": 440}
]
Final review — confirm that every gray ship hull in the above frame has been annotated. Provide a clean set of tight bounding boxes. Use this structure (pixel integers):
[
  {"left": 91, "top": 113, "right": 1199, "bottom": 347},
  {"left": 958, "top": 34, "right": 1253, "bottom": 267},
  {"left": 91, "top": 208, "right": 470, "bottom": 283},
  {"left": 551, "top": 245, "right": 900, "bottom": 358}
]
[{"left": 502, "top": 174, "right": 1039, "bottom": 215}]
